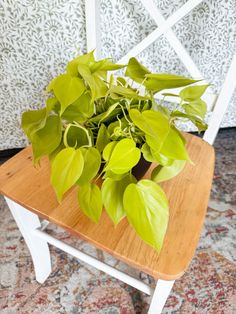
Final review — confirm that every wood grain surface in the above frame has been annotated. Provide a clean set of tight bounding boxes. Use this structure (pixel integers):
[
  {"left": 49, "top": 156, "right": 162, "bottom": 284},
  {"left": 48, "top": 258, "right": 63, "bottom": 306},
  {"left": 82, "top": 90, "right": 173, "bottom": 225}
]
[{"left": 0, "top": 133, "right": 215, "bottom": 280}]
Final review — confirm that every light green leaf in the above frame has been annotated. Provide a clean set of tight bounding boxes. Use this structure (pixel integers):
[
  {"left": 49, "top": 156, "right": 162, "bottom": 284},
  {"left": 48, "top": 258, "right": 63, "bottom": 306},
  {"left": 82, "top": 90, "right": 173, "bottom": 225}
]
[
  {"left": 31, "top": 115, "right": 62, "bottom": 164},
  {"left": 180, "top": 85, "right": 209, "bottom": 101},
  {"left": 103, "top": 170, "right": 127, "bottom": 181},
  {"left": 46, "top": 97, "right": 60, "bottom": 113},
  {"left": 96, "top": 124, "right": 110, "bottom": 152},
  {"left": 62, "top": 93, "right": 94, "bottom": 123},
  {"left": 151, "top": 160, "right": 186, "bottom": 183},
  {"left": 125, "top": 57, "right": 150, "bottom": 83},
  {"left": 160, "top": 127, "right": 190, "bottom": 161},
  {"left": 171, "top": 111, "right": 208, "bottom": 132},
  {"left": 123, "top": 179, "right": 169, "bottom": 251},
  {"left": 51, "top": 147, "right": 84, "bottom": 201},
  {"left": 21, "top": 108, "right": 47, "bottom": 140},
  {"left": 109, "top": 85, "right": 149, "bottom": 100},
  {"left": 129, "top": 109, "right": 170, "bottom": 151},
  {"left": 102, "top": 174, "right": 136, "bottom": 225},
  {"left": 77, "top": 147, "right": 101, "bottom": 185},
  {"left": 105, "top": 138, "right": 141, "bottom": 174},
  {"left": 78, "top": 63, "right": 108, "bottom": 99},
  {"left": 144, "top": 74, "right": 200, "bottom": 92},
  {"left": 63, "top": 123, "right": 91, "bottom": 148},
  {"left": 66, "top": 51, "right": 95, "bottom": 76},
  {"left": 150, "top": 149, "right": 173, "bottom": 166},
  {"left": 103, "top": 141, "right": 117, "bottom": 161},
  {"left": 78, "top": 183, "right": 103, "bottom": 223},
  {"left": 52, "top": 74, "right": 85, "bottom": 113},
  {"left": 141, "top": 143, "right": 156, "bottom": 162},
  {"left": 183, "top": 99, "right": 207, "bottom": 119},
  {"left": 90, "top": 59, "right": 125, "bottom": 73}
]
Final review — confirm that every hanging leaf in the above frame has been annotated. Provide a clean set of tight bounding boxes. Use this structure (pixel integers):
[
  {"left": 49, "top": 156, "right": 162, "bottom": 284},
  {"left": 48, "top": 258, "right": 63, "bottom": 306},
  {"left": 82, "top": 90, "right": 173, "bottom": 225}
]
[
  {"left": 51, "top": 147, "right": 84, "bottom": 201},
  {"left": 144, "top": 74, "right": 200, "bottom": 92},
  {"left": 96, "top": 124, "right": 110, "bottom": 152},
  {"left": 150, "top": 149, "right": 173, "bottom": 166},
  {"left": 109, "top": 85, "right": 149, "bottom": 100},
  {"left": 125, "top": 57, "right": 150, "bottom": 83},
  {"left": 21, "top": 108, "right": 47, "bottom": 140},
  {"left": 77, "top": 147, "right": 101, "bottom": 185},
  {"left": 31, "top": 115, "right": 62, "bottom": 164},
  {"left": 151, "top": 160, "right": 186, "bottom": 183},
  {"left": 123, "top": 179, "right": 169, "bottom": 251},
  {"left": 171, "top": 111, "right": 208, "bottom": 132},
  {"left": 105, "top": 138, "right": 141, "bottom": 174},
  {"left": 141, "top": 143, "right": 156, "bottom": 162},
  {"left": 180, "top": 85, "right": 209, "bottom": 101},
  {"left": 78, "top": 183, "right": 103, "bottom": 223},
  {"left": 183, "top": 99, "right": 207, "bottom": 119},
  {"left": 63, "top": 123, "right": 91, "bottom": 148},
  {"left": 102, "top": 174, "right": 136, "bottom": 225},
  {"left": 51, "top": 74, "right": 85, "bottom": 114}
]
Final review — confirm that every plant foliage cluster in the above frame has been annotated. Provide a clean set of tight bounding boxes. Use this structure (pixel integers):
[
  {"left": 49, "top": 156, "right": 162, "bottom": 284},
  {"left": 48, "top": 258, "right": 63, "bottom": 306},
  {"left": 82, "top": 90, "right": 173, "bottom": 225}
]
[{"left": 22, "top": 51, "right": 208, "bottom": 251}]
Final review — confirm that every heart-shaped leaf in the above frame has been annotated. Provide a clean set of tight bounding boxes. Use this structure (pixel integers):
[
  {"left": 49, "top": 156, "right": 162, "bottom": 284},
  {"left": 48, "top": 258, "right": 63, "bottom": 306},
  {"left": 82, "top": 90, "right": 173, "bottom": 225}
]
[
  {"left": 77, "top": 147, "right": 101, "bottom": 185},
  {"left": 63, "top": 123, "right": 92, "bottom": 148},
  {"left": 123, "top": 179, "right": 169, "bottom": 251},
  {"left": 105, "top": 138, "right": 141, "bottom": 174},
  {"left": 96, "top": 124, "right": 110, "bottom": 152},
  {"left": 52, "top": 74, "right": 85, "bottom": 113},
  {"left": 180, "top": 85, "right": 209, "bottom": 101},
  {"left": 78, "top": 183, "right": 103, "bottom": 223},
  {"left": 102, "top": 174, "right": 136, "bottom": 225},
  {"left": 51, "top": 147, "right": 84, "bottom": 201},
  {"left": 183, "top": 99, "right": 207, "bottom": 119},
  {"left": 125, "top": 57, "right": 150, "bottom": 83},
  {"left": 151, "top": 160, "right": 186, "bottom": 183}
]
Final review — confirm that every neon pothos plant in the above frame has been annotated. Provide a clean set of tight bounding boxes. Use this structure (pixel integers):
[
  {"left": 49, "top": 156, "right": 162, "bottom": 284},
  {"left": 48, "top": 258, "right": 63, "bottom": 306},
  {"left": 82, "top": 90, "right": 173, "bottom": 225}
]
[{"left": 21, "top": 51, "right": 209, "bottom": 252}]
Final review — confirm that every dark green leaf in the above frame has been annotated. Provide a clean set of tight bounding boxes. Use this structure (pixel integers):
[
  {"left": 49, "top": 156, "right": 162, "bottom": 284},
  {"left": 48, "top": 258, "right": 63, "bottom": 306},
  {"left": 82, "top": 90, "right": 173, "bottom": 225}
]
[
  {"left": 78, "top": 183, "right": 103, "bottom": 223},
  {"left": 123, "top": 179, "right": 169, "bottom": 251}
]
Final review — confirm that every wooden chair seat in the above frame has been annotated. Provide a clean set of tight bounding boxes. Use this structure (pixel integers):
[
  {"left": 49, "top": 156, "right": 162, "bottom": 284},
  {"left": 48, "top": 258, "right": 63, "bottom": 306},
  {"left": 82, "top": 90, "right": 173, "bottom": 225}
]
[{"left": 0, "top": 133, "right": 214, "bottom": 281}]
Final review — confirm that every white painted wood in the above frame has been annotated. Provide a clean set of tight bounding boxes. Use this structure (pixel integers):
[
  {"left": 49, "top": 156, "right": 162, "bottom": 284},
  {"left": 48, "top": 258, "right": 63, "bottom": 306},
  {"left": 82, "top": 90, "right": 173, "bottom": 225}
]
[
  {"left": 33, "top": 228, "right": 153, "bottom": 295},
  {"left": 85, "top": 0, "right": 101, "bottom": 59},
  {"left": 203, "top": 52, "right": 236, "bottom": 145},
  {"left": 148, "top": 279, "right": 175, "bottom": 314},
  {"left": 117, "top": 0, "right": 204, "bottom": 64},
  {"left": 5, "top": 197, "right": 51, "bottom": 284}
]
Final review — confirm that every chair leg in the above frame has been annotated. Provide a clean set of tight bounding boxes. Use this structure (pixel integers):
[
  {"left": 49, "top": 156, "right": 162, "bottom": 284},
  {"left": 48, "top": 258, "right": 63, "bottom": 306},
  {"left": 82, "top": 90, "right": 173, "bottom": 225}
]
[
  {"left": 148, "top": 279, "right": 175, "bottom": 314},
  {"left": 5, "top": 197, "right": 52, "bottom": 283}
]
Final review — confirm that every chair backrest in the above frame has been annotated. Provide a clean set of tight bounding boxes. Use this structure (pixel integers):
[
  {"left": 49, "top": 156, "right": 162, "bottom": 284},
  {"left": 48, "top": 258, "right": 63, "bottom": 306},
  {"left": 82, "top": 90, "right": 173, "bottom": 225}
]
[{"left": 85, "top": 0, "right": 236, "bottom": 145}]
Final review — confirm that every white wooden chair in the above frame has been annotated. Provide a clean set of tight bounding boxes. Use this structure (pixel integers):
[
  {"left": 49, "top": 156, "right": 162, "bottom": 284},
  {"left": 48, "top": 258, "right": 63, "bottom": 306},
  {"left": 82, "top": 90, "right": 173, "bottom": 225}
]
[{"left": 1, "top": 1, "right": 236, "bottom": 313}]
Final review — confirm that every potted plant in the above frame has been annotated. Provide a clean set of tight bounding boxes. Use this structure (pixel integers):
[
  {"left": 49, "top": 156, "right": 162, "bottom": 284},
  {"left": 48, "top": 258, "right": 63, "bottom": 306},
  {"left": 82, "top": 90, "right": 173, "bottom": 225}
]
[{"left": 21, "top": 51, "right": 208, "bottom": 251}]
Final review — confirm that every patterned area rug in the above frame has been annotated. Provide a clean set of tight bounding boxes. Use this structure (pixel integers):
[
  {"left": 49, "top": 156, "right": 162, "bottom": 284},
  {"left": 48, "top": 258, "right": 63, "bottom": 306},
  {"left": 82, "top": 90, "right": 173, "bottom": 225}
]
[{"left": 0, "top": 129, "right": 236, "bottom": 314}]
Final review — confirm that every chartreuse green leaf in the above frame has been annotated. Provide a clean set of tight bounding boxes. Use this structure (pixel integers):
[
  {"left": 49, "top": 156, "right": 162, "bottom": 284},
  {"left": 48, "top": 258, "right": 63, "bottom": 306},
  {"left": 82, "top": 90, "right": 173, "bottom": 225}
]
[
  {"left": 123, "top": 179, "right": 169, "bottom": 251},
  {"left": 183, "top": 99, "right": 207, "bottom": 119},
  {"left": 78, "top": 183, "right": 103, "bottom": 223},
  {"left": 144, "top": 74, "right": 200, "bottom": 92},
  {"left": 105, "top": 138, "right": 141, "bottom": 174},
  {"left": 62, "top": 93, "right": 94, "bottom": 123},
  {"left": 63, "top": 123, "right": 92, "bottom": 148},
  {"left": 31, "top": 115, "right": 62, "bottom": 164},
  {"left": 102, "top": 141, "right": 117, "bottom": 161},
  {"left": 160, "top": 127, "right": 190, "bottom": 161},
  {"left": 96, "top": 124, "right": 110, "bottom": 152},
  {"left": 78, "top": 63, "right": 108, "bottom": 99},
  {"left": 66, "top": 50, "right": 95, "bottom": 76},
  {"left": 51, "top": 74, "right": 85, "bottom": 114},
  {"left": 90, "top": 59, "right": 125, "bottom": 74},
  {"left": 151, "top": 160, "right": 186, "bottom": 183},
  {"left": 21, "top": 108, "right": 47, "bottom": 140},
  {"left": 171, "top": 111, "right": 208, "bottom": 132},
  {"left": 77, "top": 147, "right": 101, "bottom": 185},
  {"left": 141, "top": 143, "right": 156, "bottom": 162},
  {"left": 129, "top": 109, "right": 169, "bottom": 151},
  {"left": 102, "top": 174, "right": 136, "bottom": 225},
  {"left": 109, "top": 85, "right": 149, "bottom": 100},
  {"left": 51, "top": 147, "right": 84, "bottom": 201},
  {"left": 125, "top": 57, "right": 150, "bottom": 83},
  {"left": 150, "top": 150, "right": 173, "bottom": 166},
  {"left": 180, "top": 85, "right": 209, "bottom": 101}
]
